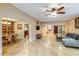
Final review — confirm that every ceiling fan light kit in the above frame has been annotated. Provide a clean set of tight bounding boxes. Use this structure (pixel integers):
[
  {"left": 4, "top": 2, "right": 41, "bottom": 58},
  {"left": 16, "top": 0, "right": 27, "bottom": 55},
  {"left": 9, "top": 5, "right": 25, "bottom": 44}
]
[{"left": 44, "top": 4, "right": 65, "bottom": 17}]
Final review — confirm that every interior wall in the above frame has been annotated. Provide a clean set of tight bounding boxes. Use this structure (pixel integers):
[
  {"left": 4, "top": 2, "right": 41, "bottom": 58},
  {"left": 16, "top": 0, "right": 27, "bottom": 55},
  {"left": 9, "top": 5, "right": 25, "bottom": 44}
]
[
  {"left": 14, "top": 20, "right": 28, "bottom": 40},
  {"left": 68, "top": 19, "right": 79, "bottom": 34},
  {"left": 41, "top": 21, "right": 69, "bottom": 36},
  {"left": 41, "top": 18, "right": 79, "bottom": 36},
  {"left": 0, "top": 3, "right": 37, "bottom": 42},
  {"left": 0, "top": 18, "right": 2, "bottom": 55}
]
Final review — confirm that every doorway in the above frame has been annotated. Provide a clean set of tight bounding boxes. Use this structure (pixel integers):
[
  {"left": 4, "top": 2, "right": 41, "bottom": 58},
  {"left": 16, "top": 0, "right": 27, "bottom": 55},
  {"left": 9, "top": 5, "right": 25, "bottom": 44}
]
[
  {"left": 54, "top": 26, "right": 58, "bottom": 34},
  {"left": 54, "top": 25, "right": 65, "bottom": 34},
  {"left": 54, "top": 25, "right": 65, "bottom": 41},
  {"left": 24, "top": 24, "right": 29, "bottom": 40}
]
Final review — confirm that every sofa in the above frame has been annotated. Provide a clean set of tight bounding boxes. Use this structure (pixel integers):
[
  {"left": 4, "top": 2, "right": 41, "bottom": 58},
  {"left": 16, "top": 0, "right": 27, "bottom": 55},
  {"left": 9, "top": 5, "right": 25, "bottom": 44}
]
[{"left": 62, "top": 33, "right": 79, "bottom": 47}]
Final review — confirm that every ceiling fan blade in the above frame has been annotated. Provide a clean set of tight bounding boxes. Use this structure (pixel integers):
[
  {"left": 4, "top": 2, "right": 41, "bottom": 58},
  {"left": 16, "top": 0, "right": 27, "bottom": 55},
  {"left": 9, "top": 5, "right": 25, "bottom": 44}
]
[
  {"left": 57, "top": 12, "right": 65, "bottom": 14},
  {"left": 57, "top": 6, "right": 64, "bottom": 11},
  {"left": 46, "top": 10, "right": 52, "bottom": 12},
  {"left": 44, "top": 13, "right": 51, "bottom": 16},
  {"left": 46, "top": 8, "right": 56, "bottom": 12}
]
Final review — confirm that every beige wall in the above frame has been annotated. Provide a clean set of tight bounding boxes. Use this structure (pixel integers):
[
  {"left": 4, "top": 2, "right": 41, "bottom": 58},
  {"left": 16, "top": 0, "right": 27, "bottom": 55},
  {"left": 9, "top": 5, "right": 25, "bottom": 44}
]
[
  {"left": 0, "top": 17, "right": 2, "bottom": 55},
  {"left": 41, "top": 21, "right": 69, "bottom": 36},
  {"left": 41, "top": 19, "right": 79, "bottom": 36},
  {"left": 14, "top": 20, "right": 28, "bottom": 40},
  {"left": 68, "top": 19, "right": 79, "bottom": 34}
]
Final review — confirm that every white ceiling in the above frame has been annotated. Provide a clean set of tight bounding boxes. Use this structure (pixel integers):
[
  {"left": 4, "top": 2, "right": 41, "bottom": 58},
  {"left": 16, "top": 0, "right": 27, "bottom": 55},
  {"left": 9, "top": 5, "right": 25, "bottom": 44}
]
[{"left": 12, "top": 3, "right": 79, "bottom": 22}]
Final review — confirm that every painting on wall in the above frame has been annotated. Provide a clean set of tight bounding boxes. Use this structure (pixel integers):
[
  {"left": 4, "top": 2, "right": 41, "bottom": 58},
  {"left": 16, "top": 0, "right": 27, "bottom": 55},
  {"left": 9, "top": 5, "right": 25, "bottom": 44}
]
[
  {"left": 17, "top": 24, "right": 22, "bottom": 29},
  {"left": 75, "top": 17, "right": 79, "bottom": 29}
]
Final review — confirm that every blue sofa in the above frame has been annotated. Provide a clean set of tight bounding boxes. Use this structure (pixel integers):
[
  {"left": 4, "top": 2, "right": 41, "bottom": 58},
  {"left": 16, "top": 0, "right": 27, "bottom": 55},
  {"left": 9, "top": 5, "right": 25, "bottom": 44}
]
[{"left": 62, "top": 33, "right": 79, "bottom": 47}]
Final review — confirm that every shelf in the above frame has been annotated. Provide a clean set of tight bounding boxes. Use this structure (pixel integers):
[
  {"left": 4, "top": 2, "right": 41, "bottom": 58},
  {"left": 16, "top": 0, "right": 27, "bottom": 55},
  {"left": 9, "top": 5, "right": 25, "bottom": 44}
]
[{"left": 2, "top": 21, "right": 14, "bottom": 34}]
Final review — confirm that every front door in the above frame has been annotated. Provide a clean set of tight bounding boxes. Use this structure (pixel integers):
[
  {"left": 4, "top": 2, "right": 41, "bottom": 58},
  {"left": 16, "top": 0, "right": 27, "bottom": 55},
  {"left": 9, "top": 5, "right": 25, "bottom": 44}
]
[{"left": 54, "top": 26, "right": 58, "bottom": 34}]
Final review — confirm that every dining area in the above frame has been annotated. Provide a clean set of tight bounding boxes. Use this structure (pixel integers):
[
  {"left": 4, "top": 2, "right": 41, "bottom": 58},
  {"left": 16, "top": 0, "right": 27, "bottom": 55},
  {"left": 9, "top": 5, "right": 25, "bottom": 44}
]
[
  {"left": 2, "top": 33, "right": 19, "bottom": 46},
  {"left": 2, "top": 32, "right": 24, "bottom": 55},
  {"left": 2, "top": 18, "right": 25, "bottom": 55},
  {"left": 2, "top": 19, "right": 19, "bottom": 46}
]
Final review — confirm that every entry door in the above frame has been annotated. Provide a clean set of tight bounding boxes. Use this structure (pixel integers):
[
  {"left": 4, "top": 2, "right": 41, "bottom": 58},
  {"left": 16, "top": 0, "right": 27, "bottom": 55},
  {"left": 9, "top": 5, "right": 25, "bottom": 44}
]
[{"left": 54, "top": 26, "right": 58, "bottom": 34}]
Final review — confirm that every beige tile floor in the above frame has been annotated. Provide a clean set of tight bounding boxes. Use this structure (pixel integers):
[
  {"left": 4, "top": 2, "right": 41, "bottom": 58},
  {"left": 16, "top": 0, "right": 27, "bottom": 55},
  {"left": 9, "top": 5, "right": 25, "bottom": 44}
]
[
  {"left": 2, "top": 33, "right": 79, "bottom": 56},
  {"left": 2, "top": 40, "right": 25, "bottom": 56}
]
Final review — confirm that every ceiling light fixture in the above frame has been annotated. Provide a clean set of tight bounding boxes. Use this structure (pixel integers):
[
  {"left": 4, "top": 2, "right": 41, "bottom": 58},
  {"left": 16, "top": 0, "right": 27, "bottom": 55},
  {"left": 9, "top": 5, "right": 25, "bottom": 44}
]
[
  {"left": 48, "top": 25, "right": 52, "bottom": 30},
  {"left": 49, "top": 11, "right": 58, "bottom": 18},
  {"left": 51, "top": 11, "right": 57, "bottom": 16}
]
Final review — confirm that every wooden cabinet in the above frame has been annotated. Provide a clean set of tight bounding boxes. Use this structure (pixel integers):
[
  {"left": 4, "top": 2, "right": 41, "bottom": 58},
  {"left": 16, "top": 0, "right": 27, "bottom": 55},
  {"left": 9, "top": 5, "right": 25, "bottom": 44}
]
[
  {"left": 2, "top": 21, "right": 14, "bottom": 34},
  {"left": 2, "top": 20, "right": 14, "bottom": 44}
]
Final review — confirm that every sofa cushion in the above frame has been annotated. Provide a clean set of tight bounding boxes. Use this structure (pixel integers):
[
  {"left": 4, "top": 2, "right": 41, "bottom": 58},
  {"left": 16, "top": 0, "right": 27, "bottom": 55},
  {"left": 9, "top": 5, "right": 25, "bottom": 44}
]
[
  {"left": 71, "top": 34, "right": 77, "bottom": 39},
  {"left": 66, "top": 33, "right": 79, "bottom": 40},
  {"left": 76, "top": 35, "right": 79, "bottom": 40}
]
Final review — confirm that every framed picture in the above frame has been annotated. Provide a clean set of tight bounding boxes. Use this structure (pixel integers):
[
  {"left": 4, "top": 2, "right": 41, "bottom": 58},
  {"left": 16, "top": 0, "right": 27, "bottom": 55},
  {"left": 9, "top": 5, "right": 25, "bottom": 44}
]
[
  {"left": 75, "top": 17, "right": 79, "bottom": 28},
  {"left": 17, "top": 24, "right": 22, "bottom": 29}
]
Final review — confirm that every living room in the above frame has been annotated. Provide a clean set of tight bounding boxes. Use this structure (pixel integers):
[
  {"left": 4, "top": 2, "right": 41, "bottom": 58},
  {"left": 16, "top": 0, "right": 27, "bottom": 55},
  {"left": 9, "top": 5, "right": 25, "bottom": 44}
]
[{"left": 0, "top": 3, "right": 79, "bottom": 56}]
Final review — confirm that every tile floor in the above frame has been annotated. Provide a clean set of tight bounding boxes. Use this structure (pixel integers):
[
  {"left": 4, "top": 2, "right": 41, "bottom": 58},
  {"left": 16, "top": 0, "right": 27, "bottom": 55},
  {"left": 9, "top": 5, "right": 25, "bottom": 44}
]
[{"left": 2, "top": 33, "right": 79, "bottom": 56}]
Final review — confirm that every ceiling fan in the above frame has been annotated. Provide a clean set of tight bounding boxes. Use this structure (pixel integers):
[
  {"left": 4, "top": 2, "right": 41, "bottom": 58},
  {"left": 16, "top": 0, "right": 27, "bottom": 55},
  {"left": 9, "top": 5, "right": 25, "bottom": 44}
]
[{"left": 44, "top": 6, "right": 65, "bottom": 16}]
